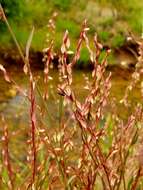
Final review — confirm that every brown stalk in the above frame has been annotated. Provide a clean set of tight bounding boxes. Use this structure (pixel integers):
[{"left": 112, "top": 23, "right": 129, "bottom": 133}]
[{"left": 29, "top": 74, "right": 37, "bottom": 184}]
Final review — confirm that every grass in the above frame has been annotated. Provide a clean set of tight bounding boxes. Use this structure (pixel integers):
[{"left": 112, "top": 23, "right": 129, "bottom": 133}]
[
  {"left": 98, "top": 31, "right": 110, "bottom": 43},
  {"left": 1, "top": 4, "right": 143, "bottom": 190},
  {"left": 56, "top": 18, "right": 80, "bottom": 38},
  {"left": 0, "top": 0, "right": 143, "bottom": 65},
  {"left": 111, "top": 33, "right": 125, "bottom": 48},
  {"left": 52, "top": 0, "right": 73, "bottom": 11}
]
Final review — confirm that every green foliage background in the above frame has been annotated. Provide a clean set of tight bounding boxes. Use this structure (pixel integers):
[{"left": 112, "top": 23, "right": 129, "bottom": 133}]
[{"left": 0, "top": 0, "right": 143, "bottom": 55}]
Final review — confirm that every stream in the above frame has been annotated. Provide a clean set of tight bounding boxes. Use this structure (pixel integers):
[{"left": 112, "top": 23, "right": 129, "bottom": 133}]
[{"left": 0, "top": 65, "right": 141, "bottom": 123}]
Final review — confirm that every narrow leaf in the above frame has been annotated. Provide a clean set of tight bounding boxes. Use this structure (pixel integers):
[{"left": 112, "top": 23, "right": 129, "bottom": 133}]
[
  {"left": 24, "top": 27, "right": 34, "bottom": 74},
  {"left": 26, "top": 27, "right": 34, "bottom": 61}
]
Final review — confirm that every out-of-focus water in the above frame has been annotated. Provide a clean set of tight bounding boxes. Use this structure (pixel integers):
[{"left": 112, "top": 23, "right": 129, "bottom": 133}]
[{"left": 0, "top": 65, "right": 141, "bottom": 126}]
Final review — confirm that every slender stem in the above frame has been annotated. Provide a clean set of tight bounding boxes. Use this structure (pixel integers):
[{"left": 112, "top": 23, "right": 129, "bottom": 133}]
[
  {"left": 30, "top": 76, "right": 37, "bottom": 184},
  {"left": 2, "top": 116, "right": 14, "bottom": 189}
]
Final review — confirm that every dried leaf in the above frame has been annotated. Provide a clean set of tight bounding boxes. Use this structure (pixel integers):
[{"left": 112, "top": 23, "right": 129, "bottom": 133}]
[
  {"left": 26, "top": 27, "right": 34, "bottom": 61},
  {"left": 24, "top": 27, "right": 34, "bottom": 74},
  {"left": 0, "top": 64, "right": 11, "bottom": 82},
  {"left": 23, "top": 64, "right": 29, "bottom": 75}
]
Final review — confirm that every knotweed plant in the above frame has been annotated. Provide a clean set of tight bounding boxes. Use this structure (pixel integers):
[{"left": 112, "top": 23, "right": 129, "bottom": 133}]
[{"left": 0, "top": 4, "right": 143, "bottom": 190}]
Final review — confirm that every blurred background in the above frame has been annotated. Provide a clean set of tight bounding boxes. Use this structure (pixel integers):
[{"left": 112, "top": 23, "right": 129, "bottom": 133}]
[
  {"left": 0, "top": 0, "right": 143, "bottom": 65},
  {"left": 0, "top": 2, "right": 143, "bottom": 189},
  {"left": 0, "top": 0, "right": 142, "bottom": 113}
]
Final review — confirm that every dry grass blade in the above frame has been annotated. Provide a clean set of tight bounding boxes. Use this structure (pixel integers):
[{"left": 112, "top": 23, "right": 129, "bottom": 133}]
[
  {"left": 0, "top": 64, "right": 11, "bottom": 83},
  {"left": 24, "top": 27, "right": 35, "bottom": 74}
]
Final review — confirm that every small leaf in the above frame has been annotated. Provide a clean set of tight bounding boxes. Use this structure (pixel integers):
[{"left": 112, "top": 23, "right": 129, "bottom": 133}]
[
  {"left": 0, "top": 64, "right": 11, "bottom": 82},
  {"left": 23, "top": 64, "right": 28, "bottom": 75}
]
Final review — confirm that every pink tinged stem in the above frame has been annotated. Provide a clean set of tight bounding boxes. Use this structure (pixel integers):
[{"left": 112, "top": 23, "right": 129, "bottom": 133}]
[{"left": 30, "top": 74, "right": 37, "bottom": 183}]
